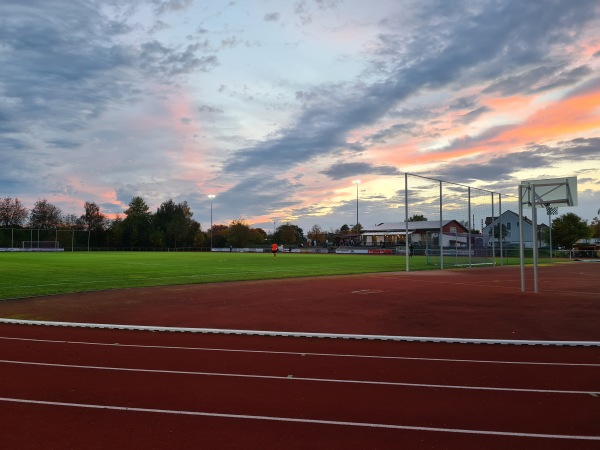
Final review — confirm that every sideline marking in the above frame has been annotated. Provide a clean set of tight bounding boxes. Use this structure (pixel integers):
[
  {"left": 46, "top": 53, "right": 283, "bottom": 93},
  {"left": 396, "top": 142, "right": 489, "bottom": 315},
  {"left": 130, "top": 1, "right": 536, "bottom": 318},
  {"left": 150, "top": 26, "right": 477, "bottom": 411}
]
[
  {"left": 1, "top": 336, "right": 599, "bottom": 367},
  {"left": 2, "top": 319, "right": 599, "bottom": 347},
  {"left": 1, "top": 359, "right": 598, "bottom": 395},
  {"left": 1, "top": 397, "right": 599, "bottom": 441}
]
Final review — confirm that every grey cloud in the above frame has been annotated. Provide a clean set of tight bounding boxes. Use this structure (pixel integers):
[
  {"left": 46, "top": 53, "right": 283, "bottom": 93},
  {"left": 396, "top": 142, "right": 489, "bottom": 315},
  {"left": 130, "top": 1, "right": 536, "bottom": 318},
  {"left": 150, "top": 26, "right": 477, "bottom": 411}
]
[
  {"left": 428, "top": 124, "right": 517, "bottom": 155},
  {"left": 449, "top": 96, "right": 478, "bottom": 111},
  {"left": 364, "top": 123, "right": 416, "bottom": 144},
  {"left": 315, "top": 0, "right": 342, "bottom": 10},
  {"left": 190, "top": 175, "right": 305, "bottom": 226},
  {"left": 138, "top": 41, "right": 218, "bottom": 78},
  {"left": 0, "top": 1, "right": 137, "bottom": 135},
  {"left": 483, "top": 65, "right": 562, "bottom": 95},
  {"left": 222, "top": 0, "right": 599, "bottom": 176},
  {"left": 432, "top": 150, "right": 550, "bottom": 183},
  {"left": 152, "top": 0, "right": 193, "bottom": 15},
  {"left": 320, "top": 162, "right": 401, "bottom": 180},
  {"left": 457, "top": 106, "right": 491, "bottom": 125},
  {"left": 149, "top": 20, "right": 170, "bottom": 34},
  {"left": 264, "top": 12, "right": 280, "bottom": 22},
  {"left": 46, "top": 139, "right": 81, "bottom": 149},
  {"left": 198, "top": 105, "right": 224, "bottom": 114},
  {"left": 484, "top": 65, "right": 593, "bottom": 96},
  {"left": 294, "top": 1, "right": 312, "bottom": 26},
  {"left": 534, "top": 65, "right": 593, "bottom": 93},
  {"left": 430, "top": 138, "right": 599, "bottom": 185},
  {"left": 104, "top": 20, "right": 134, "bottom": 36},
  {"left": 556, "top": 137, "right": 600, "bottom": 159}
]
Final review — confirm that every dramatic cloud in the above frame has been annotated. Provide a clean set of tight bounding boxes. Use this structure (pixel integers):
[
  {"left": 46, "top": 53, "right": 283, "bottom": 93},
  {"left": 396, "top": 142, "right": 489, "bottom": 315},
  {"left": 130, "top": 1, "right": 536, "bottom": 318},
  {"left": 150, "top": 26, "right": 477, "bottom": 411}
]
[{"left": 1, "top": 0, "right": 599, "bottom": 231}]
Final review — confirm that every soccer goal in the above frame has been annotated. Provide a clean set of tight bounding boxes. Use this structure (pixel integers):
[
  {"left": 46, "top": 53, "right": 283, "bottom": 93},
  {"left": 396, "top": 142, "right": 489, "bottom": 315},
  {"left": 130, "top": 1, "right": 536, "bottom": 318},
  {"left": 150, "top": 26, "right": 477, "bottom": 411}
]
[
  {"left": 22, "top": 241, "right": 62, "bottom": 251},
  {"left": 424, "top": 231, "right": 492, "bottom": 267}
]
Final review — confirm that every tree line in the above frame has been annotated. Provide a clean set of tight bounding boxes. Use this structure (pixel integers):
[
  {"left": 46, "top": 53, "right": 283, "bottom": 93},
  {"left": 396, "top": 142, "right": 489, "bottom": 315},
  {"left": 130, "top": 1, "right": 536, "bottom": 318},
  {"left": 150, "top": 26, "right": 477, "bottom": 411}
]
[
  {"left": 2, "top": 197, "right": 597, "bottom": 249},
  {"left": 0, "top": 196, "right": 356, "bottom": 249}
]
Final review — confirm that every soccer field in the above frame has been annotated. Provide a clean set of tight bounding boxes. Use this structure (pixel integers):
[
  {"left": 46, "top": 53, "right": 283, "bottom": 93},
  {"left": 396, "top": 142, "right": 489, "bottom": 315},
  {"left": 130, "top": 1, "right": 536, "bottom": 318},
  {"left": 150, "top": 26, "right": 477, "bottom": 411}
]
[
  {"left": 0, "top": 251, "right": 428, "bottom": 300},
  {"left": 0, "top": 250, "right": 538, "bottom": 301}
]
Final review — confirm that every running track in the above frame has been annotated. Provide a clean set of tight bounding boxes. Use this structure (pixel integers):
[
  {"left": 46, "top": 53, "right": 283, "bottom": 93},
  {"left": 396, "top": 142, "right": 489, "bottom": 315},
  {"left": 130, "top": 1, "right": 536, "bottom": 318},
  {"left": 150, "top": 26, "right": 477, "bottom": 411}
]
[{"left": 1, "top": 323, "right": 599, "bottom": 449}]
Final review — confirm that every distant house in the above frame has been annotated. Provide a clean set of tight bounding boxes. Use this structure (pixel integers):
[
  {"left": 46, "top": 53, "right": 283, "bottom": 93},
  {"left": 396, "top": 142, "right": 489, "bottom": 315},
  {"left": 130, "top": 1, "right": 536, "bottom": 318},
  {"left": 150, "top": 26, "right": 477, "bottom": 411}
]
[
  {"left": 360, "top": 220, "right": 469, "bottom": 247},
  {"left": 483, "top": 210, "right": 548, "bottom": 248}
]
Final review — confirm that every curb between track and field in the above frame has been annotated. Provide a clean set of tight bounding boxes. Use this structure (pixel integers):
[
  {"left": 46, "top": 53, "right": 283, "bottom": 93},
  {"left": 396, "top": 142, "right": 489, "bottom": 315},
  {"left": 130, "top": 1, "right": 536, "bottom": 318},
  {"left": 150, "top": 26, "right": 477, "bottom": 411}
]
[{"left": 1, "top": 318, "right": 599, "bottom": 347}]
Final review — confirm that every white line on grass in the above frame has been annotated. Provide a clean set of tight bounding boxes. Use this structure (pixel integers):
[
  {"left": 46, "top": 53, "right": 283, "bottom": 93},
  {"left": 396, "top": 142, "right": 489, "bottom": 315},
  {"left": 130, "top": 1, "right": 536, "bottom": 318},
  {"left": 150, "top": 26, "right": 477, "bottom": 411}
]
[
  {"left": 0, "top": 397, "right": 598, "bottom": 441},
  {"left": 1, "top": 335, "right": 599, "bottom": 367},
  {"left": 1, "top": 359, "right": 598, "bottom": 395}
]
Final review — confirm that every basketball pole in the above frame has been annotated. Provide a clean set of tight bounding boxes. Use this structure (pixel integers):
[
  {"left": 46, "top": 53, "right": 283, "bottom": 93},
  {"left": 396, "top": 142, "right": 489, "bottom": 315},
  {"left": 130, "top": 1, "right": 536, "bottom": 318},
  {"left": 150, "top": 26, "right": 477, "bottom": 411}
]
[
  {"left": 519, "top": 184, "right": 525, "bottom": 292},
  {"left": 531, "top": 184, "right": 539, "bottom": 293}
]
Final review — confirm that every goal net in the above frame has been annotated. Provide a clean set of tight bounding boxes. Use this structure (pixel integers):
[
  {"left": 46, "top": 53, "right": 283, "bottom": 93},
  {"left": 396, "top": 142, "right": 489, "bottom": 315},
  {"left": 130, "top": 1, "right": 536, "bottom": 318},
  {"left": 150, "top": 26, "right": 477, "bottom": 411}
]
[
  {"left": 424, "top": 231, "right": 492, "bottom": 267},
  {"left": 22, "top": 241, "right": 61, "bottom": 251}
]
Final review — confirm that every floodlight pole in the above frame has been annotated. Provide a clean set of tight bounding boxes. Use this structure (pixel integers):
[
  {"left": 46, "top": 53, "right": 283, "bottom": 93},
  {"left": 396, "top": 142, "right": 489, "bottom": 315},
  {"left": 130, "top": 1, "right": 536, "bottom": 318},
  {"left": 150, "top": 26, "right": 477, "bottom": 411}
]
[
  {"left": 208, "top": 195, "right": 215, "bottom": 250},
  {"left": 353, "top": 180, "right": 361, "bottom": 231}
]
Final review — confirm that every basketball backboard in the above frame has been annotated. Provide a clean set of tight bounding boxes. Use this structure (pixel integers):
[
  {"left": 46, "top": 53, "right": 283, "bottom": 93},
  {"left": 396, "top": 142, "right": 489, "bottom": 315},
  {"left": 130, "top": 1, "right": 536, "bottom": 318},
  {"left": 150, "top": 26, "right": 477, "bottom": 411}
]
[{"left": 520, "top": 177, "right": 577, "bottom": 208}]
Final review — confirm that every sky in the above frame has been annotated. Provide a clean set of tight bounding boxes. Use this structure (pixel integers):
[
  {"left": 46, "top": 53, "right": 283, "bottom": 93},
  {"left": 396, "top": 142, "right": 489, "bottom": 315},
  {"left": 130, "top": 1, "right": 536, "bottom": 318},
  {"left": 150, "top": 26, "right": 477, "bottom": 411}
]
[{"left": 1, "top": 0, "right": 599, "bottom": 233}]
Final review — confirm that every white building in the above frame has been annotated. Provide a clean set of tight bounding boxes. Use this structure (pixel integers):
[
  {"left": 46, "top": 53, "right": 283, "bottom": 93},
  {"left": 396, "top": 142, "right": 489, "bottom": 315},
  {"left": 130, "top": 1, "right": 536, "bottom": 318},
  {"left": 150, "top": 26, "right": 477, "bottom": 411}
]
[{"left": 482, "top": 210, "right": 548, "bottom": 248}]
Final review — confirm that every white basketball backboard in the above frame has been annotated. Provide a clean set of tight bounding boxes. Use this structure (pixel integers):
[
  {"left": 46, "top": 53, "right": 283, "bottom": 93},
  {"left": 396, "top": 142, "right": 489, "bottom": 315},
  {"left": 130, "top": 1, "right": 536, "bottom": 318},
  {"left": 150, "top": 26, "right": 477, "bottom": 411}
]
[{"left": 520, "top": 177, "right": 577, "bottom": 208}]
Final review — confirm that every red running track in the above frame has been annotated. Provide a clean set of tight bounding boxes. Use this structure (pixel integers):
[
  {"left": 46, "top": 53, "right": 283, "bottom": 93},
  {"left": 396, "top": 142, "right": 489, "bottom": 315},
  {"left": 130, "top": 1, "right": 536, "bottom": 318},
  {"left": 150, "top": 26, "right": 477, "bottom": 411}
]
[{"left": 1, "top": 323, "right": 599, "bottom": 449}]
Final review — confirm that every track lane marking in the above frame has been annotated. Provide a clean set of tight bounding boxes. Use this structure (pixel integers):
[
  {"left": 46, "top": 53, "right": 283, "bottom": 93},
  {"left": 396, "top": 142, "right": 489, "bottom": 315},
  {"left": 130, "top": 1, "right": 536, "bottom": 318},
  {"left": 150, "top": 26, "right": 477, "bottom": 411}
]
[
  {"left": 1, "top": 335, "right": 599, "bottom": 367},
  {"left": 1, "top": 359, "right": 598, "bottom": 395},
  {"left": 1, "top": 397, "right": 598, "bottom": 441}
]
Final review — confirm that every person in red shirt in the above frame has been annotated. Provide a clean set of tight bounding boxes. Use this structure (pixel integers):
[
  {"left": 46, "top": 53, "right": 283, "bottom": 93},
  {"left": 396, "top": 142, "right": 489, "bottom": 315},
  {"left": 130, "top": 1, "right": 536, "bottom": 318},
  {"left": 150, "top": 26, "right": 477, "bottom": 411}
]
[{"left": 271, "top": 242, "right": 278, "bottom": 257}]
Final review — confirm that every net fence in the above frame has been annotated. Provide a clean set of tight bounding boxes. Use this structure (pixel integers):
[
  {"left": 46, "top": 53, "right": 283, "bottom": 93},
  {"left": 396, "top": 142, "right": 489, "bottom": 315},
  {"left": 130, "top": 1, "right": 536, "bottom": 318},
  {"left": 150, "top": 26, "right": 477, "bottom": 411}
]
[{"left": 0, "top": 229, "right": 90, "bottom": 251}]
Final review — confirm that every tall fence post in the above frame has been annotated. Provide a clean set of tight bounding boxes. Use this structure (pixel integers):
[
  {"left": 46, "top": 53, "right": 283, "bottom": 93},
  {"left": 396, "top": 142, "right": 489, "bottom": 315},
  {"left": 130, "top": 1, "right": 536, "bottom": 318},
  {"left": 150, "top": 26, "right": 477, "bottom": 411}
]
[
  {"left": 468, "top": 187, "right": 472, "bottom": 268},
  {"left": 499, "top": 194, "right": 503, "bottom": 265},
  {"left": 405, "top": 172, "right": 409, "bottom": 272},
  {"left": 439, "top": 180, "right": 443, "bottom": 270}
]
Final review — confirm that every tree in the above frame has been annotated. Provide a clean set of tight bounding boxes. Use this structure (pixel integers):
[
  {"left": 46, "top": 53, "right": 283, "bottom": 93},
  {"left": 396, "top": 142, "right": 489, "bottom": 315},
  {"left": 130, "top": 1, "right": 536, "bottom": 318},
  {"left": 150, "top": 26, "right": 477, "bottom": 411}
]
[
  {"left": 307, "top": 224, "right": 325, "bottom": 244},
  {"left": 154, "top": 199, "right": 197, "bottom": 247},
  {"left": 350, "top": 223, "right": 363, "bottom": 233},
  {"left": 80, "top": 202, "right": 107, "bottom": 232},
  {"left": 551, "top": 213, "right": 591, "bottom": 249},
  {"left": 274, "top": 223, "right": 304, "bottom": 245},
  {"left": 106, "top": 216, "right": 125, "bottom": 246},
  {"left": 0, "top": 197, "right": 28, "bottom": 227},
  {"left": 339, "top": 224, "right": 350, "bottom": 234},
  {"left": 408, "top": 214, "right": 427, "bottom": 222},
  {"left": 590, "top": 216, "right": 600, "bottom": 240},
  {"left": 252, "top": 227, "right": 267, "bottom": 243},
  {"left": 490, "top": 223, "right": 508, "bottom": 241},
  {"left": 122, "top": 196, "right": 153, "bottom": 246},
  {"left": 29, "top": 198, "right": 62, "bottom": 229},
  {"left": 209, "top": 224, "right": 228, "bottom": 247},
  {"left": 227, "top": 219, "right": 253, "bottom": 247},
  {"left": 62, "top": 214, "right": 81, "bottom": 229}
]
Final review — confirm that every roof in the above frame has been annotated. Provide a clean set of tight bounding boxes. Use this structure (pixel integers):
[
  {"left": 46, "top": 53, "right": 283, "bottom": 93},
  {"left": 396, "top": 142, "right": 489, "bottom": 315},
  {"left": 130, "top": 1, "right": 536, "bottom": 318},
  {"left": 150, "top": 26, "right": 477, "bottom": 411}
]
[
  {"left": 484, "top": 210, "right": 547, "bottom": 230},
  {"left": 361, "top": 220, "right": 461, "bottom": 233}
]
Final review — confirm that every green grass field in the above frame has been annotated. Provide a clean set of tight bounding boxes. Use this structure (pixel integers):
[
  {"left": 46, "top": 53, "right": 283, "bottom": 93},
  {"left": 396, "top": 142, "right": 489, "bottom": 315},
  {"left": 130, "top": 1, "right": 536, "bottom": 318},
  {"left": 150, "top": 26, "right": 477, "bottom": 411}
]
[{"left": 0, "top": 251, "right": 539, "bottom": 300}]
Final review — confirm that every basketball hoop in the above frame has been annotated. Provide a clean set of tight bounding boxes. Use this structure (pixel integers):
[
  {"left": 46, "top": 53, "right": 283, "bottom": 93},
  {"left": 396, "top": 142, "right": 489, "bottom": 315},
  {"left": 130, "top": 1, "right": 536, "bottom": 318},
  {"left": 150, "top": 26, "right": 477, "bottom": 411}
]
[{"left": 545, "top": 205, "right": 558, "bottom": 216}]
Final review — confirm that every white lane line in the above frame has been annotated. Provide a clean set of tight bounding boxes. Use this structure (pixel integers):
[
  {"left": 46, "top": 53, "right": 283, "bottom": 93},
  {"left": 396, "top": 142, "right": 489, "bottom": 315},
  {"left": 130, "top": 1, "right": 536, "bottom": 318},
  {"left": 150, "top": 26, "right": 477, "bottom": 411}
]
[
  {"left": 1, "top": 359, "right": 598, "bottom": 395},
  {"left": 1, "top": 335, "right": 599, "bottom": 367},
  {"left": 2, "top": 318, "right": 599, "bottom": 346},
  {"left": 1, "top": 397, "right": 598, "bottom": 441}
]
